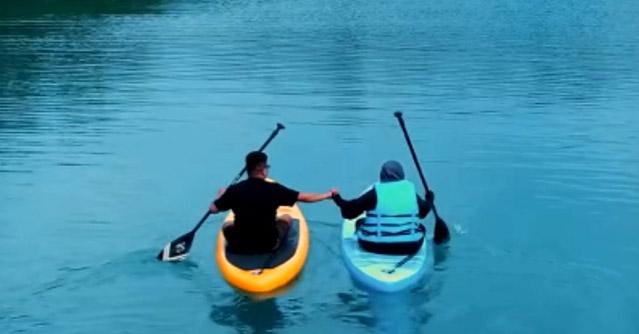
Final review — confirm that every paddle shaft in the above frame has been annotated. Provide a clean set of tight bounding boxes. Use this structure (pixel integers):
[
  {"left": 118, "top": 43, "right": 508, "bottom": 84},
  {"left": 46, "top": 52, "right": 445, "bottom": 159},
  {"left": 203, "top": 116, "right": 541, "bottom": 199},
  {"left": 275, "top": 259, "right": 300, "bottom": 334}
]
[
  {"left": 394, "top": 112, "right": 441, "bottom": 219},
  {"left": 394, "top": 111, "right": 450, "bottom": 245},
  {"left": 394, "top": 114, "right": 431, "bottom": 192},
  {"left": 255, "top": 218, "right": 294, "bottom": 275},
  {"left": 385, "top": 251, "right": 417, "bottom": 274},
  {"left": 230, "top": 123, "right": 285, "bottom": 185},
  {"left": 190, "top": 123, "right": 285, "bottom": 234}
]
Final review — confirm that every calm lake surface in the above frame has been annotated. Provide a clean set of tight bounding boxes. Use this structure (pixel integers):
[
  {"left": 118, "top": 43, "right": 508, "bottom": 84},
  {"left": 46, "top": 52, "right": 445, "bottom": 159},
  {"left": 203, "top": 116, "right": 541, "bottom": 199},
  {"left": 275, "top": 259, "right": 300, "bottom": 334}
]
[{"left": 1, "top": 0, "right": 638, "bottom": 333}]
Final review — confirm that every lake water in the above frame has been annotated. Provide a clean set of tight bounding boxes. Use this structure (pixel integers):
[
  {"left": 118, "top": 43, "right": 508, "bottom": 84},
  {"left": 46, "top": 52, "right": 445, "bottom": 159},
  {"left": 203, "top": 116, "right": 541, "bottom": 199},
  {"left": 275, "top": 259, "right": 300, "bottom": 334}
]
[{"left": 1, "top": 0, "right": 638, "bottom": 333}]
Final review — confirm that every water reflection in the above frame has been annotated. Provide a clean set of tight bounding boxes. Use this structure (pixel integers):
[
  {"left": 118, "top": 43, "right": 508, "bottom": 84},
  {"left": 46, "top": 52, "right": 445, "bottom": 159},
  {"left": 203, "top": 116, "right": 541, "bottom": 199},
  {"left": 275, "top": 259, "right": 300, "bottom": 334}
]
[
  {"left": 327, "top": 241, "right": 440, "bottom": 333},
  {"left": 210, "top": 295, "right": 287, "bottom": 334},
  {"left": 0, "top": 0, "right": 168, "bottom": 18},
  {"left": 332, "top": 287, "right": 434, "bottom": 334},
  {"left": 433, "top": 244, "right": 450, "bottom": 269},
  {"left": 0, "top": 1, "right": 169, "bottom": 173},
  {"left": 368, "top": 290, "right": 431, "bottom": 334}
]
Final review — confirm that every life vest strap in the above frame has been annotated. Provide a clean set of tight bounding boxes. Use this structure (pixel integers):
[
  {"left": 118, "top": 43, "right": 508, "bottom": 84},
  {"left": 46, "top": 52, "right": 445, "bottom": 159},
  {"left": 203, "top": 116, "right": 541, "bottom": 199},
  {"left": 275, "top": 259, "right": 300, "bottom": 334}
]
[
  {"left": 359, "top": 229, "right": 418, "bottom": 237},
  {"left": 360, "top": 221, "right": 416, "bottom": 227},
  {"left": 366, "top": 213, "right": 418, "bottom": 218}
]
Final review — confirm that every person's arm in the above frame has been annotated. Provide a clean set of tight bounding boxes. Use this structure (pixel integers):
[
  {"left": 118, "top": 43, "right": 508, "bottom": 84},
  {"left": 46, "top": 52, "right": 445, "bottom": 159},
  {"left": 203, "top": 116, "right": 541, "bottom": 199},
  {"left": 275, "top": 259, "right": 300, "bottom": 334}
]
[
  {"left": 332, "top": 189, "right": 376, "bottom": 219},
  {"left": 417, "top": 190, "right": 434, "bottom": 219},
  {"left": 209, "top": 187, "right": 230, "bottom": 214},
  {"left": 297, "top": 190, "right": 335, "bottom": 203}
]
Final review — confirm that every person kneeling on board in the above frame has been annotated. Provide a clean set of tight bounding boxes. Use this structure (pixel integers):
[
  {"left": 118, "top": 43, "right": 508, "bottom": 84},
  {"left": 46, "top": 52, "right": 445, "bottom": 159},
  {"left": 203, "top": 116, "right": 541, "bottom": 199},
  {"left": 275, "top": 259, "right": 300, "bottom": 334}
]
[
  {"left": 332, "top": 160, "right": 434, "bottom": 255},
  {"left": 209, "top": 151, "right": 336, "bottom": 254}
]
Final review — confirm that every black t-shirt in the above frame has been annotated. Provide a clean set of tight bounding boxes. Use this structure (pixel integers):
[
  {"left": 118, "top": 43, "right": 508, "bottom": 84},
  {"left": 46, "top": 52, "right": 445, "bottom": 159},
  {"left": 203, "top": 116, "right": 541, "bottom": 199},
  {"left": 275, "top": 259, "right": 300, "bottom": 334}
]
[{"left": 214, "top": 178, "right": 299, "bottom": 248}]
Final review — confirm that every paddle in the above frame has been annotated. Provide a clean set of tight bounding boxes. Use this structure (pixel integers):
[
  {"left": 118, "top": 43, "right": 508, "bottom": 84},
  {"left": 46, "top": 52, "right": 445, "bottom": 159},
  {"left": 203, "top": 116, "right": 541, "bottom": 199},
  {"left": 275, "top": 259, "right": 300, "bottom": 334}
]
[
  {"left": 252, "top": 223, "right": 291, "bottom": 276},
  {"left": 380, "top": 224, "right": 427, "bottom": 274},
  {"left": 157, "top": 123, "right": 286, "bottom": 262},
  {"left": 382, "top": 253, "right": 415, "bottom": 275},
  {"left": 394, "top": 111, "right": 450, "bottom": 245}
]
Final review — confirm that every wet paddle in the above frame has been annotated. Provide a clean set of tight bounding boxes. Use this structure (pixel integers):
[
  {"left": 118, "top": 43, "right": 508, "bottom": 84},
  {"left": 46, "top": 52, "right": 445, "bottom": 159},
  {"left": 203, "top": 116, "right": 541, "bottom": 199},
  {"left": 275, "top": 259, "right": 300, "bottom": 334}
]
[
  {"left": 157, "top": 123, "right": 286, "bottom": 261},
  {"left": 394, "top": 112, "right": 450, "bottom": 245}
]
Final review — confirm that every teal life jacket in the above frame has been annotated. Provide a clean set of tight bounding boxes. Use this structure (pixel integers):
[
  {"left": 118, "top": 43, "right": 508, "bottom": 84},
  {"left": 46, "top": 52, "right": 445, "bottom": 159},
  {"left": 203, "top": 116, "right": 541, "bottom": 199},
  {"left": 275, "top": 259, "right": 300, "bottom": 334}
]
[{"left": 357, "top": 180, "right": 422, "bottom": 243}]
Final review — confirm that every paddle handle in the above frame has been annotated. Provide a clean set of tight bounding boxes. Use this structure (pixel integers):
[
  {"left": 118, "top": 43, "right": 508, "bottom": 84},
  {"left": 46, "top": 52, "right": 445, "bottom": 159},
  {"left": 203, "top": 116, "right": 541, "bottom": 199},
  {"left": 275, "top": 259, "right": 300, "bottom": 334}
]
[
  {"left": 230, "top": 123, "right": 285, "bottom": 185},
  {"left": 394, "top": 112, "right": 431, "bottom": 193}
]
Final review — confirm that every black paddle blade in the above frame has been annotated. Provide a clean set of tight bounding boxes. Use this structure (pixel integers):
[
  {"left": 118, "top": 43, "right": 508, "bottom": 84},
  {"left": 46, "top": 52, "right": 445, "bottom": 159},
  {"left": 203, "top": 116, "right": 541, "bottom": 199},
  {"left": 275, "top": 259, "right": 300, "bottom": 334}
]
[
  {"left": 157, "top": 231, "right": 195, "bottom": 261},
  {"left": 433, "top": 216, "right": 451, "bottom": 245}
]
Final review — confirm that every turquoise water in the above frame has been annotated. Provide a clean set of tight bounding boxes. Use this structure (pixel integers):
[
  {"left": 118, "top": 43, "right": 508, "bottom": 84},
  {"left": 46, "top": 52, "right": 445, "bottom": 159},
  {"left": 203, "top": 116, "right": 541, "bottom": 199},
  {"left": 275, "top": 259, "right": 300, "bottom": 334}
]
[{"left": 1, "top": 0, "right": 638, "bottom": 333}]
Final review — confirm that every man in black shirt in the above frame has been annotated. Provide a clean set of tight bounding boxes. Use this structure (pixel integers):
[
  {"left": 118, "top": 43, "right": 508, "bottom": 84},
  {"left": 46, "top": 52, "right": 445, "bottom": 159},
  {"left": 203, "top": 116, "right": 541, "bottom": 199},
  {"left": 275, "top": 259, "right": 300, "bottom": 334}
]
[{"left": 209, "top": 151, "right": 336, "bottom": 254}]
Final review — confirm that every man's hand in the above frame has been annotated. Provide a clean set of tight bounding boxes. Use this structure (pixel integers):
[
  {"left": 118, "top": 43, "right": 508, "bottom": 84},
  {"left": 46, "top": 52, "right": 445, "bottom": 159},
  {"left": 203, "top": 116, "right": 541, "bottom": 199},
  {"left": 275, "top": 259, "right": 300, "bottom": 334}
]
[
  {"left": 209, "top": 202, "right": 218, "bottom": 214},
  {"left": 209, "top": 188, "right": 227, "bottom": 213},
  {"left": 298, "top": 188, "right": 339, "bottom": 203}
]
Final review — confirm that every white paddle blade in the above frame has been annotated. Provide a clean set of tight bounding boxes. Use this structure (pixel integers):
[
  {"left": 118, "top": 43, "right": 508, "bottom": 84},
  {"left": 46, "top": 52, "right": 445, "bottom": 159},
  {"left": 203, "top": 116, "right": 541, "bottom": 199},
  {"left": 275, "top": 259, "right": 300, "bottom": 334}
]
[
  {"left": 157, "top": 232, "right": 194, "bottom": 261},
  {"left": 158, "top": 242, "right": 188, "bottom": 262}
]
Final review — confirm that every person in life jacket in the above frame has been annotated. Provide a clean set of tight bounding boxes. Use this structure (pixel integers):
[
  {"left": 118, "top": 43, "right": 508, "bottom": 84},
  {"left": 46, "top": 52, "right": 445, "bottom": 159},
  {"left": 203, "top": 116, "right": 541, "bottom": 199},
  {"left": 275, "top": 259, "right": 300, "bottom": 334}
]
[{"left": 332, "top": 160, "right": 434, "bottom": 255}]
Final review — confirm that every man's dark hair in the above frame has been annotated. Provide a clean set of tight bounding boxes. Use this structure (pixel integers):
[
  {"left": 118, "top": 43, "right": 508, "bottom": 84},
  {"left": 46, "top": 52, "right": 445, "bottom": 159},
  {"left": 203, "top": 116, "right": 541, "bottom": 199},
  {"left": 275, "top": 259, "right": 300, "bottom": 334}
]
[{"left": 245, "top": 151, "right": 268, "bottom": 173}]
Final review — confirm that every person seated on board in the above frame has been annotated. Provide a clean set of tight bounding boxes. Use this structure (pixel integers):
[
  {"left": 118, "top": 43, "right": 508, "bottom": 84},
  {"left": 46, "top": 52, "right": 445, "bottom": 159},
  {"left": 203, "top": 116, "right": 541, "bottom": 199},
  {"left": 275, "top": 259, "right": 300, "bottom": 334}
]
[
  {"left": 332, "top": 160, "right": 434, "bottom": 255},
  {"left": 209, "top": 151, "right": 336, "bottom": 254}
]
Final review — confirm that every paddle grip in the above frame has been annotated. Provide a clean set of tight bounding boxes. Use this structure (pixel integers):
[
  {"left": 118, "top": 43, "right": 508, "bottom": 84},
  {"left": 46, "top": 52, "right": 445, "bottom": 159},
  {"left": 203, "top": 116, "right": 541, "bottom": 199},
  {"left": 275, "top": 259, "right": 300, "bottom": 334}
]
[{"left": 229, "top": 123, "right": 285, "bottom": 186}]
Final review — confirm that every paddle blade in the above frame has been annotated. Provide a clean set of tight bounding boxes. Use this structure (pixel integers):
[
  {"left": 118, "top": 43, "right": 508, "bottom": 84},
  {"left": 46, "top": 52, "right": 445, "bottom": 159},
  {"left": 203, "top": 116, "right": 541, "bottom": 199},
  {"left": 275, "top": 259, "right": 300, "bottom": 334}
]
[
  {"left": 157, "top": 231, "right": 195, "bottom": 261},
  {"left": 433, "top": 216, "right": 451, "bottom": 245}
]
